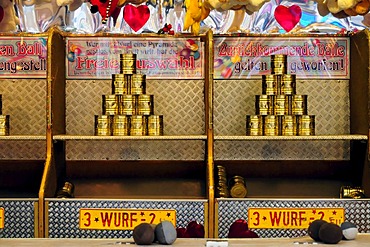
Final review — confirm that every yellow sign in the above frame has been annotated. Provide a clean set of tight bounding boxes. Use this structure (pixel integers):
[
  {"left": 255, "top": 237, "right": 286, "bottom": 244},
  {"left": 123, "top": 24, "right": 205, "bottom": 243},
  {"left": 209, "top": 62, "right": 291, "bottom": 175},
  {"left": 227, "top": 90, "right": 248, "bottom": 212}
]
[
  {"left": 79, "top": 208, "right": 176, "bottom": 230},
  {"left": 0, "top": 207, "right": 4, "bottom": 229},
  {"left": 248, "top": 208, "right": 345, "bottom": 229}
]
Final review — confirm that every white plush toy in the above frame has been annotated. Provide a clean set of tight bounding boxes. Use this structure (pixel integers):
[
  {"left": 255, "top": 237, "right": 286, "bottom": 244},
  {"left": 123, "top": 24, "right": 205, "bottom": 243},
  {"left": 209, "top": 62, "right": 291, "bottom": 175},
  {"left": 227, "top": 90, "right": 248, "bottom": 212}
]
[{"left": 0, "top": 0, "right": 20, "bottom": 32}]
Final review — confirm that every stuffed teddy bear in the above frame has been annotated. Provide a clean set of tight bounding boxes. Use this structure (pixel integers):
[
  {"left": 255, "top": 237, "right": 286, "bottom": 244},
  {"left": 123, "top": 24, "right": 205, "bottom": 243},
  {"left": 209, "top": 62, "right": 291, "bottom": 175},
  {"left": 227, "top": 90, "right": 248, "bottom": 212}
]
[
  {"left": 205, "top": 0, "right": 269, "bottom": 13},
  {"left": 315, "top": 0, "right": 370, "bottom": 17},
  {"left": 184, "top": 0, "right": 210, "bottom": 34},
  {"left": 184, "top": 0, "right": 269, "bottom": 34},
  {"left": 0, "top": 0, "right": 20, "bottom": 32}
]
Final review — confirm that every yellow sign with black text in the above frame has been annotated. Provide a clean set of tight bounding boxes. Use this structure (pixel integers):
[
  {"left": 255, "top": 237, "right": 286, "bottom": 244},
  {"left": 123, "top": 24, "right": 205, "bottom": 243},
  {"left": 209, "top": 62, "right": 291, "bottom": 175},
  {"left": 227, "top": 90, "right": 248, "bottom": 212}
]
[
  {"left": 0, "top": 207, "right": 4, "bottom": 229},
  {"left": 248, "top": 208, "right": 345, "bottom": 229},
  {"left": 79, "top": 208, "right": 176, "bottom": 230}
]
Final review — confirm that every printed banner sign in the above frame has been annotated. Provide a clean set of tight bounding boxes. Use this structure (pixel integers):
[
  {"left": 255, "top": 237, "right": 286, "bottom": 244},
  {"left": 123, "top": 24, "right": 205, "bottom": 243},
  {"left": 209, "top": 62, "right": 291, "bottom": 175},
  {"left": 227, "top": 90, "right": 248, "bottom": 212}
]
[
  {"left": 66, "top": 37, "right": 204, "bottom": 79},
  {"left": 248, "top": 208, "right": 345, "bottom": 229},
  {"left": 0, "top": 37, "right": 47, "bottom": 78},
  {"left": 0, "top": 207, "right": 4, "bottom": 229},
  {"left": 79, "top": 208, "right": 176, "bottom": 230},
  {"left": 214, "top": 37, "right": 349, "bottom": 79}
]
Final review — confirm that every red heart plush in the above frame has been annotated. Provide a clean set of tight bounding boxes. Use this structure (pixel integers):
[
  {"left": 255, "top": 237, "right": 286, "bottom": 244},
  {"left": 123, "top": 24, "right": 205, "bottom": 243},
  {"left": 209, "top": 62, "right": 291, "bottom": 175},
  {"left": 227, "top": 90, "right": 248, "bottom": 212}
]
[
  {"left": 123, "top": 4, "right": 150, "bottom": 32},
  {"left": 0, "top": 6, "right": 4, "bottom": 23},
  {"left": 228, "top": 219, "right": 259, "bottom": 238},
  {"left": 274, "top": 5, "right": 302, "bottom": 32}
]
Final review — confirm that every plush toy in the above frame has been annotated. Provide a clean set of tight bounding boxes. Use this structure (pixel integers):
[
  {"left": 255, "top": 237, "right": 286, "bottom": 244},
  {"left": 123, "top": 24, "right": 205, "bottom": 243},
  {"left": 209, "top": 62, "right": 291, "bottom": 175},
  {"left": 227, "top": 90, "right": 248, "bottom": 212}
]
[
  {"left": 22, "top": 0, "right": 78, "bottom": 7},
  {"left": 0, "top": 0, "right": 20, "bottom": 32},
  {"left": 184, "top": 0, "right": 210, "bottom": 34},
  {"left": 118, "top": 0, "right": 146, "bottom": 7},
  {"left": 315, "top": 0, "right": 370, "bottom": 17},
  {"left": 205, "top": 0, "right": 270, "bottom": 14}
]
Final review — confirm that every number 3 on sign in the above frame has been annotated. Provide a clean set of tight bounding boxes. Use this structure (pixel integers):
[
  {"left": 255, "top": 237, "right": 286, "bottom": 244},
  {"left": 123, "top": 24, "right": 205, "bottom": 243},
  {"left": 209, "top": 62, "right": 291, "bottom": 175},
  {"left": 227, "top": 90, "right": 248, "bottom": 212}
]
[{"left": 251, "top": 211, "right": 260, "bottom": 227}]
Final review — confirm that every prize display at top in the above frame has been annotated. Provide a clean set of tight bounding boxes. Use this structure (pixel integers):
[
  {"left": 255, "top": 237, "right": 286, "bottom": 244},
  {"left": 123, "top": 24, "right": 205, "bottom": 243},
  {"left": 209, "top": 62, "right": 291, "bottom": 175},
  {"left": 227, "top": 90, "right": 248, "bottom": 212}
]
[{"left": 2, "top": 0, "right": 369, "bottom": 34}]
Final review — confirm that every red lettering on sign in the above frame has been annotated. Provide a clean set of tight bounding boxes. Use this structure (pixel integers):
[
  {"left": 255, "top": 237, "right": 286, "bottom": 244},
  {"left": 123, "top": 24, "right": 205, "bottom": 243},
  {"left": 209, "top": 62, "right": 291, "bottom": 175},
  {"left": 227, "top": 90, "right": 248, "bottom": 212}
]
[
  {"left": 131, "top": 213, "right": 138, "bottom": 227},
  {"left": 101, "top": 212, "right": 112, "bottom": 227},
  {"left": 122, "top": 212, "right": 129, "bottom": 227},
  {"left": 270, "top": 212, "right": 281, "bottom": 226}
]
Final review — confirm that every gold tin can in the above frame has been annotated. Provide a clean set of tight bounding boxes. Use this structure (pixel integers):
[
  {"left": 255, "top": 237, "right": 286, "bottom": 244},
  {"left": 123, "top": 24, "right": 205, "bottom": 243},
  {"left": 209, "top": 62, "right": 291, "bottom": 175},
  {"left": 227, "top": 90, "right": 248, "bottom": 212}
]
[
  {"left": 0, "top": 94, "right": 2, "bottom": 115},
  {"left": 340, "top": 186, "right": 365, "bottom": 199},
  {"left": 285, "top": 95, "right": 293, "bottom": 115},
  {"left": 263, "top": 115, "right": 279, "bottom": 136},
  {"left": 120, "top": 53, "right": 137, "bottom": 74},
  {"left": 297, "top": 115, "right": 315, "bottom": 136},
  {"left": 0, "top": 115, "right": 9, "bottom": 136},
  {"left": 112, "top": 74, "right": 128, "bottom": 95},
  {"left": 246, "top": 115, "right": 262, "bottom": 136},
  {"left": 94, "top": 115, "right": 112, "bottom": 136},
  {"left": 281, "top": 115, "right": 296, "bottom": 136},
  {"left": 112, "top": 115, "right": 130, "bottom": 136},
  {"left": 56, "top": 181, "right": 75, "bottom": 198},
  {"left": 255, "top": 95, "right": 269, "bottom": 115},
  {"left": 281, "top": 74, "right": 296, "bottom": 95},
  {"left": 131, "top": 74, "right": 146, "bottom": 95},
  {"left": 230, "top": 176, "right": 247, "bottom": 198},
  {"left": 137, "top": 94, "right": 154, "bottom": 116},
  {"left": 102, "top": 95, "right": 121, "bottom": 115},
  {"left": 130, "top": 115, "right": 147, "bottom": 136},
  {"left": 121, "top": 94, "right": 136, "bottom": 115},
  {"left": 293, "top": 95, "right": 308, "bottom": 115},
  {"left": 262, "top": 74, "right": 277, "bottom": 95},
  {"left": 148, "top": 115, "right": 163, "bottom": 136},
  {"left": 274, "top": 95, "right": 286, "bottom": 115},
  {"left": 271, "top": 54, "right": 287, "bottom": 74}
]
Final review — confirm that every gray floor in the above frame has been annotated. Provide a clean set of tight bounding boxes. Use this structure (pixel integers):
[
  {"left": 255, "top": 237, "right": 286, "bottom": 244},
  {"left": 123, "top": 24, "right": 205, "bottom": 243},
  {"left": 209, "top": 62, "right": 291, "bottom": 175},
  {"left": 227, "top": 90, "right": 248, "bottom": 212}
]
[{"left": 0, "top": 234, "right": 369, "bottom": 246}]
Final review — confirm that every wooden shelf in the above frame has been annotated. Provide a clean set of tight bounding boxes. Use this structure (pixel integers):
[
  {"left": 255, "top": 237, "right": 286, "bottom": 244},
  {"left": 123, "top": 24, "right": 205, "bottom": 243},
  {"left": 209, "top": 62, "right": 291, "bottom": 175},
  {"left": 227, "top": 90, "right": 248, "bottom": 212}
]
[
  {"left": 54, "top": 135, "right": 207, "bottom": 141},
  {"left": 0, "top": 135, "right": 46, "bottom": 140},
  {"left": 214, "top": 135, "right": 368, "bottom": 141}
]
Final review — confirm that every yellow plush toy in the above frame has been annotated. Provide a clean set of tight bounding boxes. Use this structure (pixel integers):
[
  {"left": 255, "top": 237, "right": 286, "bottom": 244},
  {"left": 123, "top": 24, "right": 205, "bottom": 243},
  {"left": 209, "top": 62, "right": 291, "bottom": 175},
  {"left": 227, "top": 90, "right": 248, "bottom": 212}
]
[
  {"left": 0, "top": 0, "right": 20, "bottom": 32},
  {"left": 316, "top": 0, "right": 370, "bottom": 17},
  {"left": 184, "top": 0, "right": 210, "bottom": 34}
]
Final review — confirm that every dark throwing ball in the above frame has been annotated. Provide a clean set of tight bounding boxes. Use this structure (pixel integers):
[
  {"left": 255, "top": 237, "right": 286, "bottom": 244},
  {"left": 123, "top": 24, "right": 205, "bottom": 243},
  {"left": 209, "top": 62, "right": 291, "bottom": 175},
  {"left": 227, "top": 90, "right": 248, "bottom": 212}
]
[
  {"left": 308, "top": 219, "right": 327, "bottom": 241},
  {"left": 319, "top": 222, "right": 343, "bottom": 244}
]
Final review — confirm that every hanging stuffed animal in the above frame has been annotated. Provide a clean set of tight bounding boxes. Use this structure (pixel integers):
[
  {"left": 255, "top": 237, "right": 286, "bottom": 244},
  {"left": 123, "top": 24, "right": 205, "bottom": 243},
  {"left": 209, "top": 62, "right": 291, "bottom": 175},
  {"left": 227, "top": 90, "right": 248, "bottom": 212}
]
[
  {"left": 0, "top": 0, "right": 20, "bottom": 32},
  {"left": 184, "top": 0, "right": 210, "bottom": 34},
  {"left": 88, "top": 0, "right": 147, "bottom": 24},
  {"left": 315, "top": 0, "right": 370, "bottom": 17}
]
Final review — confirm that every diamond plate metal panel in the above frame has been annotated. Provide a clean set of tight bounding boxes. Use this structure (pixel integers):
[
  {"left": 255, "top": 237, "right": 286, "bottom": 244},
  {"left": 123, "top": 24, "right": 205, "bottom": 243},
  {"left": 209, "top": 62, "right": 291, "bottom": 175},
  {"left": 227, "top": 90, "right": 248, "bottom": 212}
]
[
  {"left": 0, "top": 79, "right": 46, "bottom": 135},
  {"left": 214, "top": 79, "right": 350, "bottom": 160},
  {"left": 215, "top": 140, "right": 350, "bottom": 160},
  {"left": 216, "top": 199, "right": 370, "bottom": 238},
  {"left": 0, "top": 199, "right": 37, "bottom": 238},
  {"left": 65, "top": 79, "right": 205, "bottom": 160},
  {"left": 46, "top": 199, "right": 206, "bottom": 238},
  {"left": 0, "top": 140, "right": 45, "bottom": 160},
  {"left": 66, "top": 79, "right": 205, "bottom": 136},
  {"left": 214, "top": 79, "right": 350, "bottom": 135},
  {"left": 65, "top": 140, "right": 205, "bottom": 160}
]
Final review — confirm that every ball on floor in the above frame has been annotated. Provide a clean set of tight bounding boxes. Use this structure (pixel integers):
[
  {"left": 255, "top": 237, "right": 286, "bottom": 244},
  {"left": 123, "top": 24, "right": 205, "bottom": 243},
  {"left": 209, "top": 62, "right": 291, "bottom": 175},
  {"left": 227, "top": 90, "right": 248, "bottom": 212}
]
[
  {"left": 155, "top": 220, "right": 177, "bottom": 245},
  {"left": 308, "top": 219, "right": 327, "bottom": 241},
  {"left": 341, "top": 221, "right": 358, "bottom": 240},
  {"left": 319, "top": 222, "right": 343, "bottom": 244},
  {"left": 133, "top": 223, "right": 155, "bottom": 245}
]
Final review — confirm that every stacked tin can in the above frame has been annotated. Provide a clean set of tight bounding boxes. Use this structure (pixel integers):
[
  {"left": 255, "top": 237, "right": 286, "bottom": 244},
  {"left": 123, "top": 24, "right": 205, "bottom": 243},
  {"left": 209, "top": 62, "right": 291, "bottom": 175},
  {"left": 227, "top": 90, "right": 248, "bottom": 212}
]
[
  {"left": 246, "top": 54, "right": 315, "bottom": 136},
  {"left": 95, "top": 52, "right": 164, "bottom": 136},
  {"left": 0, "top": 94, "right": 10, "bottom": 136},
  {"left": 216, "top": 165, "right": 230, "bottom": 198}
]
